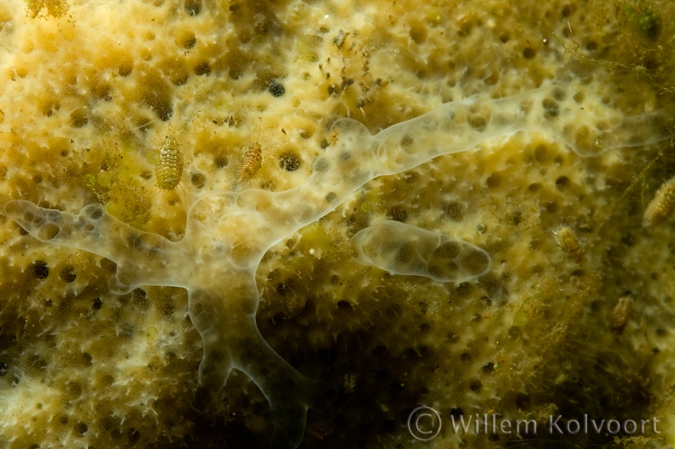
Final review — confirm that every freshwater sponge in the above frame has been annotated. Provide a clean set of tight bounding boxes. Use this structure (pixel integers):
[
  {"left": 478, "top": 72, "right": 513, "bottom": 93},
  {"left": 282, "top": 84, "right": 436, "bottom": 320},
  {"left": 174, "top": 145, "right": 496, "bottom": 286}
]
[
  {"left": 350, "top": 221, "right": 491, "bottom": 282},
  {"left": 4, "top": 79, "right": 670, "bottom": 448}
]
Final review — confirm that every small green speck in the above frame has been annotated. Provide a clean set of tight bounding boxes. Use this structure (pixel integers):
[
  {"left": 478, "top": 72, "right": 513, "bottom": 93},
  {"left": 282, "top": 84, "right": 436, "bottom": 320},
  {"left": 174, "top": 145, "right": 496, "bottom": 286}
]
[
  {"left": 122, "top": 139, "right": 136, "bottom": 153},
  {"left": 97, "top": 172, "right": 113, "bottom": 187},
  {"left": 146, "top": 151, "right": 160, "bottom": 166},
  {"left": 513, "top": 313, "right": 529, "bottom": 328},
  {"left": 83, "top": 174, "right": 96, "bottom": 188},
  {"left": 145, "top": 326, "right": 159, "bottom": 340}
]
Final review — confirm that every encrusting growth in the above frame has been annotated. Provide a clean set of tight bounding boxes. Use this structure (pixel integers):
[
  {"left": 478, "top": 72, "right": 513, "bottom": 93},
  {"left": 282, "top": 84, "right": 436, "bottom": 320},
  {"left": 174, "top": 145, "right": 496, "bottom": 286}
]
[{"left": 643, "top": 176, "right": 675, "bottom": 227}]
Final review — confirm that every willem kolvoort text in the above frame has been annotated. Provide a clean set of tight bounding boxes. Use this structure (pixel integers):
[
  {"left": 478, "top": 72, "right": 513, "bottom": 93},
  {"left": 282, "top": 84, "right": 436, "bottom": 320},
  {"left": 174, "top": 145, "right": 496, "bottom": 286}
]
[{"left": 449, "top": 414, "right": 661, "bottom": 435}]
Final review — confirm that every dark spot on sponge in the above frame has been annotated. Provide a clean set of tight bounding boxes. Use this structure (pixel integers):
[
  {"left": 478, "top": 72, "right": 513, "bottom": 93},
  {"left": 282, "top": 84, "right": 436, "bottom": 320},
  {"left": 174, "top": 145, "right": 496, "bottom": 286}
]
[
  {"left": 372, "top": 345, "right": 387, "bottom": 357},
  {"left": 214, "top": 156, "right": 228, "bottom": 168},
  {"left": 544, "top": 201, "right": 559, "bottom": 214},
  {"left": 468, "top": 115, "right": 488, "bottom": 131},
  {"left": 118, "top": 62, "right": 133, "bottom": 77},
  {"left": 555, "top": 176, "right": 569, "bottom": 189},
  {"left": 31, "top": 261, "right": 50, "bottom": 279},
  {"left": 128, "top": 429, "right": 141, "bottom": 444},
  {"left": 132, "top": 289, "right": 149, "bottom": 311},
  {"left": 387, "top": 205, "right": 408, "bottom": 222},
  {"left": 279, "top": 151, "right": 301, "bottom": 171},
  {"left": 140, "top": 71, "right": 173, "bottom": 121},
  {"left": 400, "top": 135, "right": 414, "bottom": 147},
  {"left": 443, "top": 201, "right": 464, "bottom": 221},
  {"left": 179, "top": 32, "right": 197, "bottom": 49},
  {"left": 623, "top": 3, "right": 661, "bottom": 41},
  {"left": 337, "top": 300, "right": 353, "bottom": 311},
  {"left": 184, "top": 0, "right": 201, "bottom": 15},
  {"left": 70, "top": 109, "right": 88, "bottom": 128},
  {"left": 482, "top": 362, "right": 495, "bottom": 373},
  {"left": 59, "top": 266, "right": 76, "bottom": 283},
  {"left": 74, "top": 422, "right": 88, "bottom": 435},
  {"left": 486, "top": 173, "right": 501, "bottom": 188},
  {"left": 515, "top": 392, "right": 531, "bottom": 409},
  {"left": 65, "top": 381, "right": 82, "bottom": 399},
  {"left": 542, "top": 98, "right": 559, "bottom": 119},
  {"left": 268, "top": 80, "right": 285, "bottom": 97},
  {"left": 191, "top": 173, "right": 206, "bottom": 188},
  {"left": 194, "top": 61, "right": 211, "bottom": 76},
  {"left": 29, "top": 355, "right": 47, "bottom": 373}
]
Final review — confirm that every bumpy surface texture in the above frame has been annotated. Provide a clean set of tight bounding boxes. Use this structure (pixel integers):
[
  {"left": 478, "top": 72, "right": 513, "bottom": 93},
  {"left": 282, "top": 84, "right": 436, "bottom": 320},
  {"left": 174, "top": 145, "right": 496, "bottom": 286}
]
[{"left": 1, "top": 0, "right": 675, "bottom": 448}]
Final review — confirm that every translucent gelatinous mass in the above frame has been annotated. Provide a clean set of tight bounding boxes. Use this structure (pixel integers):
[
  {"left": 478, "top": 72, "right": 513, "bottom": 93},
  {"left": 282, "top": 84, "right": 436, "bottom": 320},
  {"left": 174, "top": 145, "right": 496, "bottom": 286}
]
[{"left": 350, "top": 221, "right": 491, "bottom": 282}]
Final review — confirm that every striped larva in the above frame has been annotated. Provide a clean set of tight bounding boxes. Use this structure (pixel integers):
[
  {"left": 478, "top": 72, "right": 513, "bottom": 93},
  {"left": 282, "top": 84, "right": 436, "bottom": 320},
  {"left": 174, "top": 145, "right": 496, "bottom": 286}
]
[
  {"left": 552, "top": 225, "right": 584, "bottom": 263},
  {"left": 643, "top": 176, "right": 675, "bottom": 227},
  {"left": 238, "top": 142, "right": 262, "bottom": 183},
  {"left": 155, "top": 135, "right": 183, "bottom": 190}
]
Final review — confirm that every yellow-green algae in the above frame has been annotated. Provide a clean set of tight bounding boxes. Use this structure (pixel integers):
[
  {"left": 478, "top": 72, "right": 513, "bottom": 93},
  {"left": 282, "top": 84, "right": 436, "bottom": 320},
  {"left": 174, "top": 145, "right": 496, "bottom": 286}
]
[{"left": 0, "top": 0, "right": 675, "bottom": 448}]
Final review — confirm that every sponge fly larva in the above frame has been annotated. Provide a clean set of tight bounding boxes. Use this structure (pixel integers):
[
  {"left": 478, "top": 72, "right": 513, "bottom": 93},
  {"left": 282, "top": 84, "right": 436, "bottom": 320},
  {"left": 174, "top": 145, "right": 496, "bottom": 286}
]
[
  {"left": 552, "top": 225, "right": 584, "bottom": 263},
  {"left": 155, "top": 135, "right": 184, "bottom": 191},
  {"left": 643, "top": 176, "right": 675, "bottom": 227},
  {"left": 609, "top": 296, "right": 632, "bottom": 336},
  {"left": 237, "top": 142, "right": 262, "bottom": 184}
]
